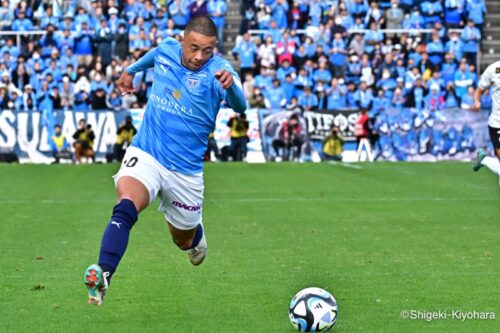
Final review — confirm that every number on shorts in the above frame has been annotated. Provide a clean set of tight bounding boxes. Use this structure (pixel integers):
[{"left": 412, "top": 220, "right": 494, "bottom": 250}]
[{"left": 124, "top": 157, "right": 138, "bottom": 167}]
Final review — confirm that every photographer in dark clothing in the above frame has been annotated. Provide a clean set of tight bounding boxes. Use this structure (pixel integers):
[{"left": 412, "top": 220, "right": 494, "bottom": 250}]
[
  {"left": 113, "top": 116, "right": 137, "bottom": 162},
  {"left": 73, "top": 118, "right": 96, "bottom": 163},
  {"left": 272, "top": 114, "right": 303, "bottom": 161},
  {"left": 223, "top": 113, "right": 249, "bottom": 161}
]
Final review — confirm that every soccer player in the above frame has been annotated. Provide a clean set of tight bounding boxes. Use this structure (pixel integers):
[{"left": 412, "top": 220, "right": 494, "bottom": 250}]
[
  {"left": 83, "top": 16, "right": 246, "bottom": 306},
  {"left": 472, "top": 60, "right": 500, "bottom": 188}
]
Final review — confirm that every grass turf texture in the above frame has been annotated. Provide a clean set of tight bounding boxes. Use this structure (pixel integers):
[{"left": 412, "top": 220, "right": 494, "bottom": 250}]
[{"left": 0, "top": 162, "right": 498, "bottom": 333}]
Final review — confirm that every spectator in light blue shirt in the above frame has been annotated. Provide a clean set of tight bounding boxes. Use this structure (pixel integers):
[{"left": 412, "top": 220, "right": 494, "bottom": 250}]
[
  {"left": 265, "top": 79, "right": 287, "bottom": 109},
  {"left": 372, "top": 89, "right": 391, "bottom": 113},
  {"left": 282, "top": 74, "right": 297, "bottom": 102},
  {"left": 453, "top": 62, "right": 474, "bottom": 98},
  {"left": 295, "top": 67, "right": 313, "bottom": 90},
  {"left": 74, "top": 21, "right": 94, "bottom": 66},
  {"left": 330, "top": 33, "right": 347, "bottom": 76},
  {"left": 376, "top": 69, "right": 397, "bottom": 99},
  {"left": 271, "top": 0, "right": 289, "bottom": 29},
  {"left": 327, "top": 78, "right": 346, "bottom": 109},
  {"left": 169, "top": 0, "right": 190, "bottom": 29},
  {"left": 232, "top": 32, "right": 257, "bottom": 78},
  {"left": 444, "top": 0, "right": 464, "bottom": 28},
  {"left": 74, "top": 7, "right": 91, "bottom": 29},
  {"left": 11, "top": 11, "right": 33, "bottom": 31},
  {"left": 461, "top": 19, "right": 481, "bottom": 65},
  {"left": 266, "top": 20, "right": 283, "bottom": 43},
  {"left": 254, "top": 67, "right": 273, "bottom": 90},
  {"left": 445, "top": 31, "right": 463, "bottom": 62},
  {"left": 466, "top": 0, "right": 486, "bottom": 28},
  {"left": 40, "top": 6, "right": 59, "bottom": 29},
  {"left": 208, "top": 0, "right": 228, "bottom": 51},
  {"left": 313, "top": 61, "right": 332, "bottom": 84},
  {"left": 427, "top": 71, "right": 445, "bottom": 93},
  {"left": 363, "top": 22, "right": 383, "bottom": 54},
  {"left": 426, "top": 33, "right": 445, "bottom": 69},
  {"left": 1, "top": 39, "right": 20, "bottom": 59},
  {"left": 405, "top": 7, "right": 424, "bottom": 28},
  {"left": 276, "top": 59, "right": 296, "bottom": 82},
  {"left": 298, "top": 86, "right": 319, "bottom": 111},
  {"left": 309, "top": 0, "right": 322, "bottom": 26},
  {"left": 350, "top": 0, "right": 369, "bottom": 19},
  {"left": 354, "top": 80, "right": 374, "bottom": 110},
  {"left": 420, "top": 0, "right": 443, "bottom": 27},
  {"left": 460, "top": 86, "right": 475, "bottom": 110},
  {"left": 131, "top": 29, "right": 152, "bottom": 52},
  {"left": 441, "top": 53, "right": 458, "bottom": 85},
  {"left": 59, "top": 15, "right": 76, "bottom": 31}
]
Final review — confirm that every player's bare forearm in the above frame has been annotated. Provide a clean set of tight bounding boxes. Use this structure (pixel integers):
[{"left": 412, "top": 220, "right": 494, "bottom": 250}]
[{"left": 473, "top": 87, "right": 484, "bottom": 111}]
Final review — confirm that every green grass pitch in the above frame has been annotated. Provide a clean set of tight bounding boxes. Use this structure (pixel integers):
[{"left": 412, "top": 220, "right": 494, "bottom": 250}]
[{"left": 0, "top": 162, "right": 498, "bottom": 332}]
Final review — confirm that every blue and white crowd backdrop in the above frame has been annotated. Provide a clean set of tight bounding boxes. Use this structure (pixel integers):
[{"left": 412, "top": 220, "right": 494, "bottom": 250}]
[{"left": 0, "top": 108, "right": 490, "bottom": 163}]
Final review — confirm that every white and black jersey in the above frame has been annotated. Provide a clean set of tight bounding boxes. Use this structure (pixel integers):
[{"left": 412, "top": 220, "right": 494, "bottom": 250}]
[{"left": 478, "top": 60, "right": 500, "bottom": 128}]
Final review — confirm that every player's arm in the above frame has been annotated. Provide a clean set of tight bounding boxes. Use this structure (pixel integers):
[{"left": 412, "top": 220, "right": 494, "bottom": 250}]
[
  {"left": 474, "top": 63, "right": 495, "bottom": 111},
  {"left": 116, "top": 48, "right": 157, "bottom": 95},
  {"left": 473, "top": 86, "right": 484, "bottom": 111},
  {"left": 215, "top": 69, "right": 247, "bottom": 114}
]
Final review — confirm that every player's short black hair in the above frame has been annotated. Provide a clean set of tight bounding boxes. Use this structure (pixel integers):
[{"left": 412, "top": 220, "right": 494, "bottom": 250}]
[{"left": 184, "top": 15, "right": 217, "bottom": 38}]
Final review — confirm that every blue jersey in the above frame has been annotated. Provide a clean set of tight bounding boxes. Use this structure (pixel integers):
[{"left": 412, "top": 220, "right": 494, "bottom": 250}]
[{"left": 130, "top": 38, "right": 245, "bottom": 174}]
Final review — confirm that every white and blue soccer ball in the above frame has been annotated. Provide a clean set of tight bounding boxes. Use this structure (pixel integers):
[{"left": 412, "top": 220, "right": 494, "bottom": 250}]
[{"left": 289, "top": 287, "right": 338, "bottom": 332}]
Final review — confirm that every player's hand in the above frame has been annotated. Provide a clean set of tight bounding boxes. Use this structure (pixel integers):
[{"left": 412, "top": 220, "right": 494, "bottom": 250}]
[
  {"left": 473, "top": 100, "right": 481, "bottom": 112},
  {"left": 215, "top": 70, "right": 234, "bottom": 90},
  {"left": 116, "top": 71, "right": 135, "bottom": 96}
]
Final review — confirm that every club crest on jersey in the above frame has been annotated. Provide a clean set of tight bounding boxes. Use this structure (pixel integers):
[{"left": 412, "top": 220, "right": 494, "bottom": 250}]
[{"left": 186, "top": 77, "right": 200, "bottom": 90}]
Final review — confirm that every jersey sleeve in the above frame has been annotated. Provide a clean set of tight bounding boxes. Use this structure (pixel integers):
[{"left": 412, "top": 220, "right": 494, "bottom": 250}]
[
  {"left": 214, "top": 60, "right": 247, "bottom": 113},
  {"left": 478, "top": 63, "right": 494, "bottom": 90},
  {"left": 126, "top": 47, "right": 157, "bottom": 75}
]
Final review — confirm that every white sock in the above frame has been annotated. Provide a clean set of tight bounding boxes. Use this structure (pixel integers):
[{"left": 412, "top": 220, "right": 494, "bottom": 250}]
[{"left": 481, "top": 156, "right": 500, "bottom": 176}]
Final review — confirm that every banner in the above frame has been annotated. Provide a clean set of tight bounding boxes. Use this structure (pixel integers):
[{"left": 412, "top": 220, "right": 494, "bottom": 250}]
[
  {"left": 257, "top": 109, "right": 310, "bottom": 161},
  {"left": 0, "top": 107, "right": 491, "bottom": 163},
  {"left": 0, "top": 110, "right": 133, "bottom": 163},
  {"left": 303, "top": 109, "right": 360, "bottom": 141},
  {"left": 372, "top": 108, "right": 490, "bottom": 161},
  {"left": 213, "top": 108, "right": 264, "bottom": 162}
]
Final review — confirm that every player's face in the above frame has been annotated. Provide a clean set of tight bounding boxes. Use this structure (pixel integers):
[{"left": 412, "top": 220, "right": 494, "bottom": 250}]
[{"left": 181, "top": 31, "right": 217, "bottom": 71}]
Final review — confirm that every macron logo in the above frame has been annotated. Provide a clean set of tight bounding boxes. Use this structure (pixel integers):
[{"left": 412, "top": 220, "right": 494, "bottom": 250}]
[
  {"left": 111, "top": 221, "right": 122, "bottom": 229},
  {"left": 172, "top": 201, "right": 202, "bottom": 212}
]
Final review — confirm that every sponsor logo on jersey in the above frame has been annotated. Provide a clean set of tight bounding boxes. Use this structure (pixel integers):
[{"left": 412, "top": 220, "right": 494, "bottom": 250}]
[
  {"left": 496, "top": 68, "right": 500, "bottom": 74},
  {"left": 163, "top": 86, "right": 182, "bottom": 100},
  {"left": 150, "top": 93, "right": 193, "bottom": 115},
  {"left": 171, "top": 200, "right": 202, "bottom": 212}
]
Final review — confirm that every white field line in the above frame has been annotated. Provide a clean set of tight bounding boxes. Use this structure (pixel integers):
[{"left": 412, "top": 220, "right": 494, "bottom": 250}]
[
  {"left": 327, "top": 161, "right": 364, "bottom": 169},
  {"left": 0, "top": 197, "right": 497, "bottom": 204}
]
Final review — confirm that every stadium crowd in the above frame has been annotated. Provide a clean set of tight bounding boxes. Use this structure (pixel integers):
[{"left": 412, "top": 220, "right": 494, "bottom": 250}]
[
  {"left": 0, "top": 0, "right": 490, "bottom": 115},
  {"left": 0, "top": 0, "right": 229, "bottom": 112},
  {"left": 234, "top": 0, "right": 490, "bottom": 112}
]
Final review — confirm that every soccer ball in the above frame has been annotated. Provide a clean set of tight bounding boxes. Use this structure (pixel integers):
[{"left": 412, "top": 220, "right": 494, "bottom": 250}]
[{"left": 289, "top": 287, "right": 338, "bottom": 332}]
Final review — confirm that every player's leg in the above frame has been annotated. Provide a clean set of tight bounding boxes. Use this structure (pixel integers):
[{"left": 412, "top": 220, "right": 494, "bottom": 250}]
[
  {"left": 160, "top": 170, "right": 207, "bottom": 265},
  {"left": 474, "top": 126, "right": 500, "bottom": 176},
  {"left": 84, "top": 147, "right": 161, "bottom": 305}
]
